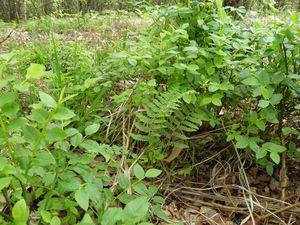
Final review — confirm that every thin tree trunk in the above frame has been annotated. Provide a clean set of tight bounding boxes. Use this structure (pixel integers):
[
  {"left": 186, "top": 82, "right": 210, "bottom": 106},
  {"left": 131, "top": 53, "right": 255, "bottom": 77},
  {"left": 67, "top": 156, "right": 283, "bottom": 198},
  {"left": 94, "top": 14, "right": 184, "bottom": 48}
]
[{"left": 18, "top": 0, "right": 27, "bottom": 20}]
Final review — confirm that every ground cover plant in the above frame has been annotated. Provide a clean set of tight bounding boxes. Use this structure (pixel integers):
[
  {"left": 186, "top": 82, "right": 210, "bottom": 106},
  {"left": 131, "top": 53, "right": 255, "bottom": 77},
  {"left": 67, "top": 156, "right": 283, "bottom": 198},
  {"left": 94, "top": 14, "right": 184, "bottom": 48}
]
[{"left": 0, "top": 0, "right": 300, "bottom": 224}]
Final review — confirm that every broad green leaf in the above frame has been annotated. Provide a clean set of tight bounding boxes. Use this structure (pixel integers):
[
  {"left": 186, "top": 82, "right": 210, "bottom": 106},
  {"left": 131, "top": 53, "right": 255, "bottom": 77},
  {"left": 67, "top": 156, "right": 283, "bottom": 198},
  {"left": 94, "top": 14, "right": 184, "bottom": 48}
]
[
  {"left": 45, "top": 127, "right": 67, "bottom": 142},
  {"left": 262, "top": 142, "right": 286, "bottom": 153},
  {"left": 258, "top": 100, "right": 269, "bottom": 108},
  {"left": 118, "top": 173, "right": 130, "bottom": 189},
  {"left": 43, "top": 172, "right": 56, "bottom": 186},
  {"left": 260, "top": 86, "right": 270, "bottom": 99},
  {"left": 270, "top": 94, "right": 282, "bottom": 105},
  {"left": 79, "top": 140, "right": 100, "bottom": 153},
  {"left": 0, "top": 80, "right": 8, "bottom": 90},
  {"left": 266, "top": 164, "right": 274, "bottom": 176},
  {"left": 173, "top": 63, "right": 187, "bottom": 70},
  {"left": 80, "top": 141, "right": 111, "bottom": 161},
  {"left": 242, "top": 77, "right": 259, "bottom": 86},
  {"left": 295, "top": 104, "right": 300, "bottom": 110},
  {"left": 145, "top": 169, "right": 162, "bottom": 178},
  {"left": 256, "top": 120, "right": 266, "bottom": 131},
  {"left": 85, "top": 124, "right": 100, "bottom": 136},
  {"left": 211, "top": 93, "right": 223, "bottom": 106},
  {"left": 8, "top": 117, "right": 27, "bottom": 132},
  {"left": 32, "top": 151, "right": 56, "bottom": 167},
  {"left": 122, "top": 196, "right": 149, "bottom": 224},
  {"left": 28, "top": 107, "right": 48, "bottom": 124},
  {"left": 23, "top": 125, "right": 40, "bottom": 145},
  {"left": 79, "top": 213, "right": 95, "bottom": 225},
  {"left": 216, "top": 0, "right": 223, "bottom": 9},
  {"left": 2, "top": 102, "right": 19, "bottom": 118},
  {"left": 133, "top": 164, "right": 145, "bottom": 179},
  {"left": 208, "top": 83, "right": 219, "bottom": 92},
  {"left": 50, "top": 216, "right": 61, "bottom": 225},
  {"left": 101, "top": 208, "right": 123, "bottom": 225},
  {"left": 26, "top": 63, "right": 46, "bottom": 80},
  {"left": 0, "top": 92, "right": 17, "bottom": 108},
  {"left": 270, "top": 152, "right": 280, "bottom": 164},
  {"left": 260, "top": 108, "right": 278, "bottom": 123},
  {"left": 41, "top": 210, "right": 52, "bottom": 223},
  {"left": 201, "top": 97, "right": 212, "bottom": 105},
  {"left": 75, "top": 188, "right": 89, "bottom": 211},
  {"left": 235, "top": 135, "right": 249, "bottom": 149},
  {"left": 53, "top": 106, "right": 75, "bottom": 120},
  {"left": 39, "top": 91, "right": 56, "bottom": 108},
  {"left": 0, "top": 177, "right": 12, "bottom": 191},
  {"left": 12, "top": 199, "right": 29, "bottom": 224}
]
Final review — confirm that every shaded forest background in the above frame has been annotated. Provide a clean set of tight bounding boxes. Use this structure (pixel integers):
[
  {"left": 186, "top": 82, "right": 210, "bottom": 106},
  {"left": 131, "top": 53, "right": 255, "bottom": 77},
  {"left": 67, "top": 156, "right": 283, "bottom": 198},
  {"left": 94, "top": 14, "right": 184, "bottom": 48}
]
[{"left": 1, "top": 0, "right": 300, "bottom": 22}]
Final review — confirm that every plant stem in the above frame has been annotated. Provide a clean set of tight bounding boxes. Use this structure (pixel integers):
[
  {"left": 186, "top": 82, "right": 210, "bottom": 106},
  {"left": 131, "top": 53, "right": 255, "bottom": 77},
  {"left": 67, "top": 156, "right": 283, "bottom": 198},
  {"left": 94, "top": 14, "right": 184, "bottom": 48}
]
[
  {"left": 0, "top": 116, "right": 14, "bottom": 157},
  {"left": 114, "top": 177, "right": 143, "bottom": 201},
  {"left": 2, "top": 189, "right": 12, "bottom": 212}
]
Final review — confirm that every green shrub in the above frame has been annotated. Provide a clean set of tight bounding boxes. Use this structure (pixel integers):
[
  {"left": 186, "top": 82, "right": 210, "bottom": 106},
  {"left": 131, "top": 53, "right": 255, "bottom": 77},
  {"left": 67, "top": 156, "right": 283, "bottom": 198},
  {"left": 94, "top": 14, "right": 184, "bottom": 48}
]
[{"left": 107, "top": 1, "right": 300, "bottom": 172}]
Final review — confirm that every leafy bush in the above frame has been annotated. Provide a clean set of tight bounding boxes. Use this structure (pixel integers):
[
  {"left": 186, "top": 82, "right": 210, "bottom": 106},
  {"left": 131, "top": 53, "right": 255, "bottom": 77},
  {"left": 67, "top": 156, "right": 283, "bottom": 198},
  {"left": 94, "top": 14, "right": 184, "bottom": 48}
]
[
  {"left": 0, "top": 53, "right": 165, "bottom": 224},
  {"left": 106, "top": 0, "right": 300, "bottom": 172}
]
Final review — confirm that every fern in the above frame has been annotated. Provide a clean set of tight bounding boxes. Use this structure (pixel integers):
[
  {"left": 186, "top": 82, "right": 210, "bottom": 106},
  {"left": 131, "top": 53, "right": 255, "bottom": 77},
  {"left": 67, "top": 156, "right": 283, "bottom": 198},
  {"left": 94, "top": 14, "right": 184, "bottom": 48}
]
[{"left": 131, "top": 89, "right": 211, "bottom": 156}]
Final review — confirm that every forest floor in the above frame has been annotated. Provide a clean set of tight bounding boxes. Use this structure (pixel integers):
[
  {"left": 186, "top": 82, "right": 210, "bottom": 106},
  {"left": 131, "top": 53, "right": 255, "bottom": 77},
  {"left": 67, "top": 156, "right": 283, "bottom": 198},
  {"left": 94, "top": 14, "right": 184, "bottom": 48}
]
[{"left": 1, "top": 15, "right": 300, "bottom": 225}]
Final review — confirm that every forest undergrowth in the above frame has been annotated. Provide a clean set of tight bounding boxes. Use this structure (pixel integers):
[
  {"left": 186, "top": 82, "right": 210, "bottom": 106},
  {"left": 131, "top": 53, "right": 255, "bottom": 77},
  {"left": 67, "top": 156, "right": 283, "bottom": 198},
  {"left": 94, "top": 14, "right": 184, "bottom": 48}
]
[{"left": 0, "top": 1, "right": 299, "bottom": 224}]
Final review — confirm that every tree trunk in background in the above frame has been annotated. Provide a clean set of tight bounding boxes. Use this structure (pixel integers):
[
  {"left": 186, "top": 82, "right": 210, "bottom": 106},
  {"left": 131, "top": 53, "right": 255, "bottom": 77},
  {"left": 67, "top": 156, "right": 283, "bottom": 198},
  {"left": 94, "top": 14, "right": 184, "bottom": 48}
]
[
  {"left": 0, "top": 0, "right": 11, "bottom": 21},
  {"left": 0, "top": 0, "right": 27, "bottom": 21},
  {"left": 18, "top": 0, "right": 27, "bottom": 20},
  {"left": 43, "top": 0, "right": 53, "bottom": 15}
]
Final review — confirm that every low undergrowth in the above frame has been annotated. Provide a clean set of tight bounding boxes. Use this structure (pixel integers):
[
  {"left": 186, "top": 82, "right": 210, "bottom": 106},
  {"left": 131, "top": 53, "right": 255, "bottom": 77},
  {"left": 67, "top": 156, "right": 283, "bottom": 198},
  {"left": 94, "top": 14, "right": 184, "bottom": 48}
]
[{"left": 0, "top": 0, "right": 299, "bottom": 224}]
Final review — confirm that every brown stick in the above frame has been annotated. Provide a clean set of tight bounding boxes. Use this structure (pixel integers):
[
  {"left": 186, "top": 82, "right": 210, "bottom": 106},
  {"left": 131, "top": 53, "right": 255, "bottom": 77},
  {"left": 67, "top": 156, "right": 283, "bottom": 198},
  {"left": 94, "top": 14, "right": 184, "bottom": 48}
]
[
  {"left": 258, "top": 202, "right": 300, "bottom": 221},
  {"left": 280, "top": 152, "right": 288, "bottom": 205},
  {"left": 0, "top": 29, "right": 15, "bottom": 45}
]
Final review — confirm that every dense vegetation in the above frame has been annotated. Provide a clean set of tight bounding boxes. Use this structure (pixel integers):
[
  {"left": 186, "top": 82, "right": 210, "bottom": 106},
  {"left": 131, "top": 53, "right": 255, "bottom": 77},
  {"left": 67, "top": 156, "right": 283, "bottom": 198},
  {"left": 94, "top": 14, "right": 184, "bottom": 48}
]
[{"left": 0, "top": 0, "right": 299, "bottom": 224}]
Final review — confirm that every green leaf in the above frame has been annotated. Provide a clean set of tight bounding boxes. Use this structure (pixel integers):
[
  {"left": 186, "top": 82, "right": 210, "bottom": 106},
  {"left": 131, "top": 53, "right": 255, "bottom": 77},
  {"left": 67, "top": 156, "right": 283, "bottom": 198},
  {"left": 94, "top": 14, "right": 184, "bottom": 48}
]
[
  {"left": 235, "top": 135, "right": 249, "bottom": 149},
  {"left": 266, "top": 164, "right": 274, "bottom": 176},
  {"left": 145, "top": 169, "right": 162, "bottom": 178},
  {"left": 79, "top": 213, "right": 95, "bottom": 225},
  {"left": 118, "top": 173, "right": 130, "bottom": 189},
  {"left": 201, "top": 97, "right": 212, "bottom": 105},
  {"left": 50, "top": 216, "right": 61, "bottom": 225},
  {"left": 53, "top": 106, "right": 75, "bottom": 120},
  {"left": 270, "top": 94, "right": 282, "bottom": 105},
  {"left": 262, "top": 142, "right": 286, "bottom": 153},
  {"left": 256, "top": 120, "right": 266, "bottom": 131},
  {"left": 0, "top": 177, "right": 12, "bottom": 191},
  {"left": 39, "top": 91, "right": 56, "bottom": 108},
  {"left": 101, "top": 208, "right": 123, "bottom": 225},
  {"left": 216, "top": 0, "right": 223, "bottom": 9},
  {"left": 212, "top": 97, "right": 222, "bottom": 106},
  {"left": 2, "top": 102, "right": 19, "bottom": 118},
  {"left": 71, "top": 133, "right": 83, "bottom": 146},
  {"left": 75, "top": 188, "right": 89, "bottom": 211},
  {"left": 28, "top": 107, "right": 48, "bottom": 124},
  {"left": 133, "top": 164, "right": 145, "bottom": 179},
  {"left": 211, "top": 93, "right": 223, "bottom": 107},
  {"left": 41, "top": 210, "right": 52, "bottom": 223},
  {"left": 0, "top": 92, "right": 17, "bottom": 108},
  {"left": 258, "top": 100, "right": 269, "bottom": 108},
  {"left": 295, "top": 104, "right": 300, "bottom": 110},
  {"left": 85, "top": 124, "right": 100, "bottom": 136},
  {"left": 23, "top": 125, "right": 40, "bottom": 145},
  {"left": 26, "top": 63, "right": 46, "bottom": 80},
  {"left": 242, "top": 77, "right": 259, "bottom": 86},
  {"left": 270, "top": 152, "right": 280, "bottom": 164},
  {"left": 12, "top": 199, "right": 29, "bottom": 224},
  {"left": 0, "top": 80, "right": 8, "bottom": 90},
  {"left": 122, "top": 196, "right": 149, "bottom": 224},
  {"left": 260, "top": 86, "right": 270, "bottom": 99},
  {"left": 45, "top": 127, "right": 67, "bottom": 142},
  {"left": 173, "top": 63, "right": 187, "bottom": 70}
]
